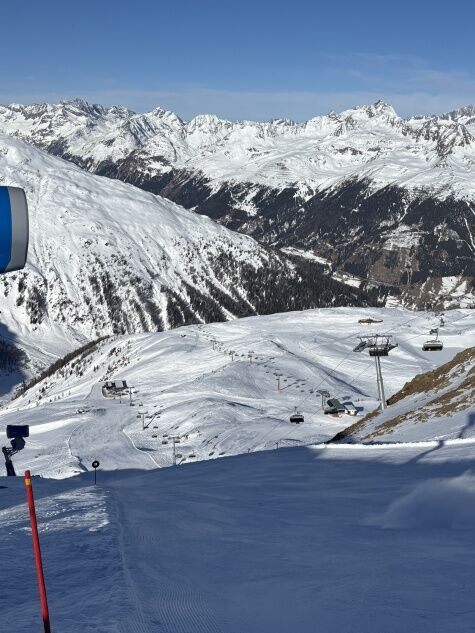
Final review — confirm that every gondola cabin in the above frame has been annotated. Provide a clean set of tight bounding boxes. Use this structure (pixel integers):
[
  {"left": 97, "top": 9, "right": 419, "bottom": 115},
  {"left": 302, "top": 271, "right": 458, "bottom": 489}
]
[
  {"left": 422, "top": 339, "right": 443, "bottom": 352},
  {"left": 290, "top": 412, "right": 304, "bottom": 424}
]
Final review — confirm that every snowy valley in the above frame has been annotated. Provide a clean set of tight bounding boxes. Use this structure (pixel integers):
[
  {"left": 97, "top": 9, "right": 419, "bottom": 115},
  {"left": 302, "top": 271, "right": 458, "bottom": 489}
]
[{"left": 1, "top": 306, "right": 474, "bottom": 477}]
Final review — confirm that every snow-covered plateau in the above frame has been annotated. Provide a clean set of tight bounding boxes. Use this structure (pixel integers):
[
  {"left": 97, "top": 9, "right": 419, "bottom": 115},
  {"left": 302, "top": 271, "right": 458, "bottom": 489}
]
[
  {"left": 1, "top": 98, "right": 474, "bottom": 307},
  {"left": 0, "top": 306, "right": 474, "bottom": 632}
]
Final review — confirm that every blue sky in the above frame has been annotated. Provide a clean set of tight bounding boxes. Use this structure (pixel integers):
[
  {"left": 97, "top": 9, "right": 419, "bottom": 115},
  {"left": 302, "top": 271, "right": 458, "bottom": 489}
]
[{"left": 1, "top": 0, "right": 474, "bottom": 120}]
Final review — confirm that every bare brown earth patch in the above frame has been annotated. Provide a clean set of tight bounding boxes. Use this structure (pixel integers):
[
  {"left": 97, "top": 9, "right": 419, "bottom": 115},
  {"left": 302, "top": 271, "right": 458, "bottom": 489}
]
[
  {"left": 330, "top": 346, "right": 475, "bottom": 442},
  {"left": 388, "top": 347, "right": 475, "bottom": 405}
]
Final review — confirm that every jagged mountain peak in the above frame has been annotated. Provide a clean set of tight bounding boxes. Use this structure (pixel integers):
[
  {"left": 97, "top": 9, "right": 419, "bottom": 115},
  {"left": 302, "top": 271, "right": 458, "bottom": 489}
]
[
  {"left": 186, "top": 113, "right": 233, "bottom": 134},
  {"left": 440, "top": 104, "right": 475, "bottom": 122},
  {"left": 58, "top": 98, "right": 108, "bottom": 116},
  {"left": 417, "top": 118, "right": 474, "bottom": 156},
  {"left": 338, "top": 100, "right": 399, "bottom": 122},
  {"left": 370, "top": 99, "right": 397, "bottom": 115},
  {"left": 146, "top": 106, "right": 184, "bottom": 126}
]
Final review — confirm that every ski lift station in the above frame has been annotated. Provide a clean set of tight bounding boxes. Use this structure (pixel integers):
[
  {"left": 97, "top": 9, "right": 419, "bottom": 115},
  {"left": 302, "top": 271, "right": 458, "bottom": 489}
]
[
  {"left": 102, "top": 380, "right": 129, "bottom": 397},
  {"left": 324, "top": 398, "right": 346, "bottom": 415},
  {"left": 342, "top": 402, "right": 358, "bottom": 416}
]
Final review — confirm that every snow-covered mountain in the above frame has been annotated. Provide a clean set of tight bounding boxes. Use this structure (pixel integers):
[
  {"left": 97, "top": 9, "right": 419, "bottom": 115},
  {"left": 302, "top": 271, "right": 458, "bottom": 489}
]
[
  {"left": 3, "top": 99, "right": 475, "bottom": 194},
  {"left": 0, "top": 134, "right": 373, "bottom": 395},
  {"left": 1, "top": 99, "right": 474, "bottom": 307}
]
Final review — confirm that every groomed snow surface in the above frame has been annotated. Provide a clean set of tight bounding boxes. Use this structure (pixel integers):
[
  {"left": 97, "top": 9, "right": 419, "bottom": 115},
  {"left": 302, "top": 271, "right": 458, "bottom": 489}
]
[
  {"left": 1, "top": 306, "right": 474, "bottom": 632},
  {"left": 3, "top": 444, "right": 475, "bottom": 633}
]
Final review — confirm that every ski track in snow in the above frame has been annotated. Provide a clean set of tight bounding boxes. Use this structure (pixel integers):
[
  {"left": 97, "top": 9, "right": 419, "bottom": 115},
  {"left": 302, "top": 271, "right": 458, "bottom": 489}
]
[
  {"left": 113, "top": 479, "right": 222, "bottom": 633},
  {"left": 4, "top": 439, "right": 475, "bottom": 632}
]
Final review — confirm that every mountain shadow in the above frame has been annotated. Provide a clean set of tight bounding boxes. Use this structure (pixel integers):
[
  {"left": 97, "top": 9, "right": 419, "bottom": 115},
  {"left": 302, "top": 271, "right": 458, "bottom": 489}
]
[{"left": 0, "top": 321, "right": 28, "bottom": 400}]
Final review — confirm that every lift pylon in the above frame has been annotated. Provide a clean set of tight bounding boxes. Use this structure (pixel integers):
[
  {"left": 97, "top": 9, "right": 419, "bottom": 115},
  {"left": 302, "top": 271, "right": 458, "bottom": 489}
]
[{"left": 353, "top": 334, "right": 397, "bottom": 411}]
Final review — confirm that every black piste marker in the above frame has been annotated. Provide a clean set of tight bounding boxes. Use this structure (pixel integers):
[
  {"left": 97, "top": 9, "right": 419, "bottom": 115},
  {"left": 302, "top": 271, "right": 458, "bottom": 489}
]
[{"left": 92, "top": 460, "right": 100, "bottom": 484}]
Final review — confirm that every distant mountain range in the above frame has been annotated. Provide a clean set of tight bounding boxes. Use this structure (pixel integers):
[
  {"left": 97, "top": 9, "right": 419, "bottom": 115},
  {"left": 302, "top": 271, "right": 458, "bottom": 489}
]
[{"left": 1, "top": 98, "right": 474, "bottom": 308}]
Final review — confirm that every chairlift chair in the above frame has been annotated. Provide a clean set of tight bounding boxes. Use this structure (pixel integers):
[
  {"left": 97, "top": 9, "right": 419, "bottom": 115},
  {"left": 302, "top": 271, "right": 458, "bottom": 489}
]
[
  {"left": 290, "top": 411, "right": 304, "bottom": 424},
  {"left": 422, "top": 339, "right": 443, "bottom": 351}
]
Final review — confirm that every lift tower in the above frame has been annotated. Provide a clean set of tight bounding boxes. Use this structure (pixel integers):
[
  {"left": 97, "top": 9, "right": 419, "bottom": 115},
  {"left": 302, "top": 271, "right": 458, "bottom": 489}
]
[{"left": 353, "top": 335, "right": 397, "bottom": 411}]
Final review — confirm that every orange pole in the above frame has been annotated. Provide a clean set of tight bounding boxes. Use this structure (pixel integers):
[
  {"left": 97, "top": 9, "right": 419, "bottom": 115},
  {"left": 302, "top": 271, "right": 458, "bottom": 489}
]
[{"left": 24, "top": 470, "right": 51, "bottom": 633}]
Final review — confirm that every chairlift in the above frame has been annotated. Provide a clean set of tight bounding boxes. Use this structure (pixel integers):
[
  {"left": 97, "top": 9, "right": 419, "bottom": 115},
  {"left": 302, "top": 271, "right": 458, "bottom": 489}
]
[
  {"left": 422, "top": 339, "right": 443, "bottom": 351},
  {"left": 355, "top": 335, "right": 397, "bottom": 356},
  {"left": 290, "top": 411, "right": 304, "bottom": 424},
  {"left": 368, "top": 345, "right": 390, "bottom": 357},
  {"left": 422, "top": 328, "right": 443, "bottom": 351}
]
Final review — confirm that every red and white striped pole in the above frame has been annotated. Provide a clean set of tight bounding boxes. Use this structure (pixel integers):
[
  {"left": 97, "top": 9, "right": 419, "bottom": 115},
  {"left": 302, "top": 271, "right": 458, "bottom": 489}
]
[{"left": 24, "top": 470, "right": 51, "bottom": 633}]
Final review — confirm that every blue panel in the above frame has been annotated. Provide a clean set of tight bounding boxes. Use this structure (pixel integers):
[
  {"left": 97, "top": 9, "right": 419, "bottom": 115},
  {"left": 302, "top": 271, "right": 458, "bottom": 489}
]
[{"left": 0, "top": 187, "right": 12, "bottom": 273}]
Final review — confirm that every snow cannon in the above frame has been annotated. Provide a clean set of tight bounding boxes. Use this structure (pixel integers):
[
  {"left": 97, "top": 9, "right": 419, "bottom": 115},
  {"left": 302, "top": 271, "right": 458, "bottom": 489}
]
[
  {"left": 0, "top": 186, "right": 29, "bottom": 274},
  {"left": 2, "top": 424, "right": 29, "bottom": 476}
]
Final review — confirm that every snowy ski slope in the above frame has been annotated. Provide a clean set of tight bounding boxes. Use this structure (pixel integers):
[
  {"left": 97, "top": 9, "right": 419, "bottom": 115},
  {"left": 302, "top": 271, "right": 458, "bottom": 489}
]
[
  {"left": 0, "top": 306, "right": 474, "bottom": 632},
  {"left": 3, "top": 441, "right": 475, "bottom": 632},
  {"left": 1, "top": 306, "right": 473, "bottom": 479}
]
